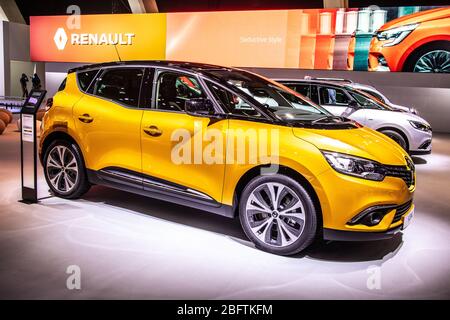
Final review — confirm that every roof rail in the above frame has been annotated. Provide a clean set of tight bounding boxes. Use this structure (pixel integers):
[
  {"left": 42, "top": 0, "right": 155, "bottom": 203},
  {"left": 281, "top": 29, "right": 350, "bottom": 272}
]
[
  {"left": 68, "top": 61, "right": 126, "bottom": 73},
  {"left": 304, "top": 76, "right": 353, "bottom": 83}
]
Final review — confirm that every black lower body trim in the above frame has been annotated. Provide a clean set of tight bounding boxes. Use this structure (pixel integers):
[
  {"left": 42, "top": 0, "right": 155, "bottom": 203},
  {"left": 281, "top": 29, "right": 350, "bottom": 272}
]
[
  {"left": 323, "top": 226, "right": 403, "bottom": 241},
  {"left": 410, "top": 149, "right": 431, "bottom": 155},
  {"left": 86, "top": 168, "right": 234, "bottom": 218}
]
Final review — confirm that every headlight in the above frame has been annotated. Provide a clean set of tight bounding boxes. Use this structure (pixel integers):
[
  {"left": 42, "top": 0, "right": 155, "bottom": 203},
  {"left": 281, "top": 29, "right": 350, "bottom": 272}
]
[
  {"left": 376, "top": 23, "right": 418, "bottom": 47},
  {"left": 409, "top": 120, "right": 431, "bottom": 132},
  {"left": 321, "top": 151, "right": 386, "bottom": 181}
]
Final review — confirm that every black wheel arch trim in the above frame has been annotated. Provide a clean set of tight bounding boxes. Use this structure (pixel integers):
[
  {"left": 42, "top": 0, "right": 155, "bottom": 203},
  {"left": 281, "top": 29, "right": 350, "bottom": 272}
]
[{"left": 377, "top": 126, "right": 410, "bottom": 151}]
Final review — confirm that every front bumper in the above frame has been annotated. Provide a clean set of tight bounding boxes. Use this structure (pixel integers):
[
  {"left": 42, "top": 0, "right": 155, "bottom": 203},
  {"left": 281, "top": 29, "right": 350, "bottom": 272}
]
[
  {"left": 368, "top": 37, "right": 400, "bottom": 72},
  {"left": 323, "top": 201, "right": 414, "bottom": 241},
  {"left": 313, "top": 166, "right": 415, "bottom": 234},
  {"left": 409, "top": 132, "right": 432, "bottom": 155}
]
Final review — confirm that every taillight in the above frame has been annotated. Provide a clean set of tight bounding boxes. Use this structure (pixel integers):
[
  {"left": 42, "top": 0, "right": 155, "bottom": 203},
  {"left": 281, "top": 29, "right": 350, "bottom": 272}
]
[{"left": 45, "top": 98, "right": 53, "bottom": 111}]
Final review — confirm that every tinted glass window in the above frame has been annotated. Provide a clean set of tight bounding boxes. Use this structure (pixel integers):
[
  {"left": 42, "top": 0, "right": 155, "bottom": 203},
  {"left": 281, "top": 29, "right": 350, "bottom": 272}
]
[
  {"left": 319, "top": 87, "right": 350, "bottom": 105},
  {"left": 289, "top": 84, "right": 310, "bottom": 97},
  {"left": 206, "top": 81, "right": 262, "bottom": 118},
  {"left": 350, "top": 91, "right": 383, "bottom": 110},
  {"left": 58, "top": 78, "right": 67, "bottom": 92},
  {"left": 362, "top": 89, "right": 385, "bottom": 103},
  {"left": 156, "top": 72, "right": 205, "bottom": 112},
  {"left": 93, "top": 68, "right": 144, "bottom": 107},
  {"left": 77, "top": 70, "right": 98, "bottom": 92},
  {"left": 310, "top": 85, "right": 319, "bottom": 104}
]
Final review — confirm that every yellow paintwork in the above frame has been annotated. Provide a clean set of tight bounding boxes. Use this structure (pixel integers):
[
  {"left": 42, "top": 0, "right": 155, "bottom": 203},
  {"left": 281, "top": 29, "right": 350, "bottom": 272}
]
[{"left": 40, "top": 71, "right": 414, "bottom": 233}]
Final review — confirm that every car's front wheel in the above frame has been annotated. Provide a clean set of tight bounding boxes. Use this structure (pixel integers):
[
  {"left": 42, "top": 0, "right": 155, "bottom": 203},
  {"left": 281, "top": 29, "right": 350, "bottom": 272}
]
[
  {"left": 404, "top": 41, "right": 450, "bottom": 73},
  {"left": 43, "top": 140, "right": 90, "bottom": 199},
  {"left": 239, "top": 174, "right": 318, "bottom": 256}
]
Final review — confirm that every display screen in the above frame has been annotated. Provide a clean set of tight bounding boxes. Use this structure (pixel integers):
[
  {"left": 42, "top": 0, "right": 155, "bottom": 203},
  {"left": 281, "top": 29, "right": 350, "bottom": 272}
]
[
  {"left": 30, "top": 5, "right": 450, "bottom": 73},
  {"left": 27, "top": 91, "right": 42, "bottom": 107},
  {"left": 22, "top": 90, "right": 46, "bottom": 114}
]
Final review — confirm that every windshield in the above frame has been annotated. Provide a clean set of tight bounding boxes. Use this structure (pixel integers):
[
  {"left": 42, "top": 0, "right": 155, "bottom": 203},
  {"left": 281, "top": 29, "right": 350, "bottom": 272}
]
[
  {"left": 346, "top": 86, "right": 393, "bottom": 111},
  {"left": 203, "top": 69, "right": 333, "bottom": 121}
]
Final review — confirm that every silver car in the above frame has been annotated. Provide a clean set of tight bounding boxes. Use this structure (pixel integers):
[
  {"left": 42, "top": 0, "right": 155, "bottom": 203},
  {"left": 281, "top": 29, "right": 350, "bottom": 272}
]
[
  {"left": 303, "top": 77, "right": 419, "bottom": 115},
  {"left": 275, "top": 78, "right": 432, "bottom": 155}
]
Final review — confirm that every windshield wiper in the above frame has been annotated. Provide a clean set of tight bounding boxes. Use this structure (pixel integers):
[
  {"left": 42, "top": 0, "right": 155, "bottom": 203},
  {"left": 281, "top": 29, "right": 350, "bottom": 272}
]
[{"left": 311, "top": 115, "right": 348, "bottom": 124}]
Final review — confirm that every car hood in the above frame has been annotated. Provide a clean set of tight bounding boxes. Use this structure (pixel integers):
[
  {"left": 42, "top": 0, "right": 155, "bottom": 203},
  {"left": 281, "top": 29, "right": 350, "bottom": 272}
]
[
  {"left": 293, "top": 127, "right": 408, "bottom": 166},
  {"left": 379, "top": 7, "right": 450, "bottom": 31},
  {"left": 403, "top": 112, "right": 430, "bottom": 126},
  {"left": 388, "top": 103, "right": 410, "bottom": 112}
]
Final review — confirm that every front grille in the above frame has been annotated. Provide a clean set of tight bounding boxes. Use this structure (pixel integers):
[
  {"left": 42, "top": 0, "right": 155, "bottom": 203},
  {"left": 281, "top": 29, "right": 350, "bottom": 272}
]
[
  {"left": 385, "top": 165, "right": 414, "bottom": 187},
  {"left": 392, "top": 200, "right": 413, "bottom": 223},
  {"left": 419, "top": 140, "right": 431, "bottom": 150}
]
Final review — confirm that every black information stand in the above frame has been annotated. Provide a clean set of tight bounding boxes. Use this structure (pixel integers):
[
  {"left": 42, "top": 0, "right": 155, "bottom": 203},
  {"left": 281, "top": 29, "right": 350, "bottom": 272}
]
[{"left": 20, "top": 89, "right": 47, "bottom": 204}]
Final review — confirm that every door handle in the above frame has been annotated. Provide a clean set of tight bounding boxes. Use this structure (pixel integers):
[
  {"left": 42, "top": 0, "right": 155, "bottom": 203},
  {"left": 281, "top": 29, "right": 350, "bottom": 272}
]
[
  {"left": 78, "top": 114, "right": 94, "bottom": 123},
  {"left": 143, "top": 125, "right": 162, "bottom": 137}
]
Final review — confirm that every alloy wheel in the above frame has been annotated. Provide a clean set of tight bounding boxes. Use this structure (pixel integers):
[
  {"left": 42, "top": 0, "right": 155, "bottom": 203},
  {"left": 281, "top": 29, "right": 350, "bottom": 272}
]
[
  {"left": 245, "top": 182, "right": 306, "bottom": 247},
  {"left": 46, "top": 145, "right": 79, "bottom": 194},
  {"left": 413, "top": 50, "right": 450, "bottom": 73}
]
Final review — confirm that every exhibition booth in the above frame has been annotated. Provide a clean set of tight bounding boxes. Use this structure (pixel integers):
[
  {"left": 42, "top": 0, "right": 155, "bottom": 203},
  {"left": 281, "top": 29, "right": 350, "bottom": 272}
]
[{"left": 0, "top": 1, "right": 450, "bottom": 302}]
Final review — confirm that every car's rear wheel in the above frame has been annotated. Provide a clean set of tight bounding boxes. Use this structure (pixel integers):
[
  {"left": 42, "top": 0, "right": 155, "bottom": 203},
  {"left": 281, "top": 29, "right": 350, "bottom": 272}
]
[
  {"left": 379, "top": 129, "right": 408, "bottom": 151},
  {"left": 43, "top": 140, "right": 90, "bottom": 199},
  {"left": 239, "top": 174, "right": 318, "bottom": 256},
  {"left": 404, "top": 41, "right": 450, "bottom": 73}
]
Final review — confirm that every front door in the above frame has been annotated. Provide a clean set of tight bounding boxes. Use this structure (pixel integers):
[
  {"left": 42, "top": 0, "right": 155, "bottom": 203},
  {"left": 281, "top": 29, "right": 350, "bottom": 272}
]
[
  {"left": 140, "top": 70, "right": 227, "bottom": 203},
  {"left": 317, "top": 85, "right": 354, "bottom": 116}
]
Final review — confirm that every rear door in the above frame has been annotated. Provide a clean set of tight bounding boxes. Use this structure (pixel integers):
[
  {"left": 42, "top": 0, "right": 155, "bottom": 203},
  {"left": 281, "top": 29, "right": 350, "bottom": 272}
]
[{"left": 72, "top": 67, "right": 146, "bottom": 173}]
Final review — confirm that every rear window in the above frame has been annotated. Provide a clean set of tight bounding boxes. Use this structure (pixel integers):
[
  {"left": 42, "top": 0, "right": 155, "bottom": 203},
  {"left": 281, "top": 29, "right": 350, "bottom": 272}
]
[
  {"left": 58, "top": 78, "right": 67, "bottom": 92},
  {"left": 77, "top": 70, "right": 99, "bottom": 92}
]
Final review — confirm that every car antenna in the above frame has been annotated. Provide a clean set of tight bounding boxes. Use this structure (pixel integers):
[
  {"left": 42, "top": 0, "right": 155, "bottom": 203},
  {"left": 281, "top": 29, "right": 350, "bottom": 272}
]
[{"left": 114, "top": 44, "right": 122, "bottom": 62}]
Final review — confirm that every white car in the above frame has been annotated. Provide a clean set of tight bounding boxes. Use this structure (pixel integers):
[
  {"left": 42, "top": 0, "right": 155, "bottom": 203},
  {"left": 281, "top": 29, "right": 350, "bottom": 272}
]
[
  {"left": 276, "top": 78, "right": 432, "bottom": 155},
  {"left": 302, "top": 77, "right": 419, "bottom": 115}
]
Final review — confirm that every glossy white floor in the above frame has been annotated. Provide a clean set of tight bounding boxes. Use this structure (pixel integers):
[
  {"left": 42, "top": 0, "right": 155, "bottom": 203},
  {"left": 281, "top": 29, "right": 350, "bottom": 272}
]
[{"left": 1, "top": 121, "right": 450, "bottom": 299}]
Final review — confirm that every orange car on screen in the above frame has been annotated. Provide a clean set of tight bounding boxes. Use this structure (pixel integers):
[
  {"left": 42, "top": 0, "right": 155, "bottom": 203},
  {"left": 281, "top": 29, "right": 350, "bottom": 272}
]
[{"left": 369, "top": 7, "right": 450, "bottom": 72}]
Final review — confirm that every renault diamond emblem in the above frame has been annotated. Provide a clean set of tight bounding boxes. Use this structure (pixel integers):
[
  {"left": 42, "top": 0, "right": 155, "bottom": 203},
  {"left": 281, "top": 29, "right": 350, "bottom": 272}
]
[
  {"left": 54, "top": 28, "right": 68, "bottom": 50},
  {"left": 405, "top": 156, "right": 415, "bottom": 172}
]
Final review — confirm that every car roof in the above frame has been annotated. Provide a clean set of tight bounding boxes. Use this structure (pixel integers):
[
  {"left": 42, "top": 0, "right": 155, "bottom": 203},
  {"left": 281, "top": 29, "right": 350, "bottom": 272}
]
[
  {"left": 68, "top": 60, "right": 232, "bottom": 74},
  {"left": 274, "top": 78, "right": 352, "bottom": 89}
]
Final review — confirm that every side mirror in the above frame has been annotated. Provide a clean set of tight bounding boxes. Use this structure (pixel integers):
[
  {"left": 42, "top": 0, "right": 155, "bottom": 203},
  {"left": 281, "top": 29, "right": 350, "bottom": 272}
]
[
  {"left": 348, "top": 100, "right": 359, "bottom": 109},
  {"left": 185, "top": 98, "right": 215, "bottom": 116}
]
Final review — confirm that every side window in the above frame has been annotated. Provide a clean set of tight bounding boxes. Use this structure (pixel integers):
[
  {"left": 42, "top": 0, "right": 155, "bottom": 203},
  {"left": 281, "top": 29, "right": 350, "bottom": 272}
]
[
  {"left": 362, "top": 89, "right": 385, "bottom": 103},
  {"left": 93, "top": 68, "right": 144, "bottom": 108},
  {"left": 310, "top": 85, "right": 319, "bottom": 104},
  {"left": 291, "top": 84, "right": 310, "bottom": 98},
  {"left": 58, "top": 78, "right": 67, "bottom": 92},
  {"left": 156, "top": 72, "right": 205, "bottom": 112},
  {"left": 319, "top": 86, "right": 350, "bottom": 106},
  {"left": 351, "top": 92, "right": 382, "bottom": 110},
  {"left": 77, "top": 70, "right": 98, "bottom": 92},
  {"left": 206, "top": 81, "right": 262, "bottom": 118}
]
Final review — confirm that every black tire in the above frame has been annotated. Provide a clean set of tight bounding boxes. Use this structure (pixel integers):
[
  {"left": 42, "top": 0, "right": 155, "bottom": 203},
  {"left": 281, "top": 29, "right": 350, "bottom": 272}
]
[
  {"left": 379, "top": 129, "right": 408, "bottom": 151},
  {"left": 239, "top": 174, "right": 318, "bottom": 256},
  {"left": 43, "top": 139, "right": 90, "bottom": 199},
  {"left": 403, "top": 41, "right": 450, "bottom": 73}
]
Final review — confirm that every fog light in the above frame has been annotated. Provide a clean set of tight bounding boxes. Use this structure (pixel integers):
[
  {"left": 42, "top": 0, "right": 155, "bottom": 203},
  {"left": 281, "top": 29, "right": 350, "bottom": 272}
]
[
  {"left": 376, "top": 56, "right": 390, "bottom": 72},
  {"left": 348, "top": 205, "right": 395, "bottom": 226}
]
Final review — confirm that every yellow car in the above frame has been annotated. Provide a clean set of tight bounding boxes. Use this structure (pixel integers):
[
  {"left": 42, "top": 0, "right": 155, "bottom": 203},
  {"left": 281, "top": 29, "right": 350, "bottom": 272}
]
[{"left": 40, "top": 61, "right": 415, "bottom": 255}]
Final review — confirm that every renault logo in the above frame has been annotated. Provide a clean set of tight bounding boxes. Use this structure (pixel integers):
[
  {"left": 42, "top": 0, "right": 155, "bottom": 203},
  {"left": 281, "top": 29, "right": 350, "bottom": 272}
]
[
  {"left": 54, "top": 28, "right": 68, "bottom": 50},
  {"left": 405, "top": 156, "right": 415, "bottom": 172}
]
